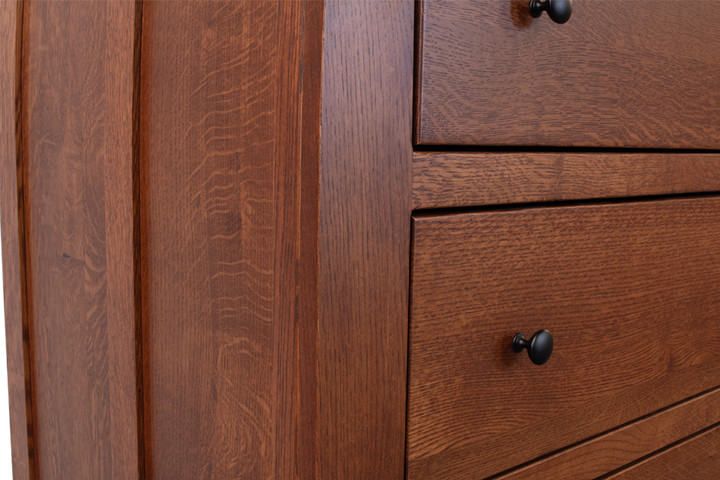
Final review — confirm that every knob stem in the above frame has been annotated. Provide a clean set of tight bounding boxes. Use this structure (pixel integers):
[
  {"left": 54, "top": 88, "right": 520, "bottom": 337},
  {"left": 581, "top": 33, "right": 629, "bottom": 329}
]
[{"left": 512, "top": 334, "right": 531, "bottom": 353}]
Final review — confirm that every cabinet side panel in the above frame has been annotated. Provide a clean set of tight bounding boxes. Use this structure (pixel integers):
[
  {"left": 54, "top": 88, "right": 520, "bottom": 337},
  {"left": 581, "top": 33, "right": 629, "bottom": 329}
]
[
  {"left": 21, "top": 1, "right": 139, "bottom": 479},
  {"left": 140, "top": 1, "right": 326, "bottom": 477},
  {"left": 318, "top": 1, "right": 414, "bottom": 478},
  {"left": 1, "top": 1, "right": 32, "bottom": 479},
  {"left": 140, "top": 2, "right": 297, "bottom": 478}
]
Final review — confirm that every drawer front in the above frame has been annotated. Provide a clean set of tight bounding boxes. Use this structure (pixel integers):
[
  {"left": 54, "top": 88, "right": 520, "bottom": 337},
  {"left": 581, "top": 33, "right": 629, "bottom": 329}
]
[
  {"left": 494, "top": 387, "right": 720, "bottom": 480},
  {"left": 605, "top": 423, "right": 720, "bottom": 479},
  {"left": 415, "top": 0, "right": 720, "bottom": 148},
  {"left": 407, "top": 197, "right": 720, "bottom": 479}
]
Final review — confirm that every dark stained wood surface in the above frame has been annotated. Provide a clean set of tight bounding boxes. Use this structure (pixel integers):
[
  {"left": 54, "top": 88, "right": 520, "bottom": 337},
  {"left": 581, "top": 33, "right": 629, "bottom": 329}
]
[
  {"left": 139, "top": 3, "right": 278, "bottom": 478},
  {"left": 21, "top": 2, "right": 140, "bottom": 479},
  {"left": 413, "top": 152, "right": 720, "bottom": 209},
  {"left": 496, "top": 387, "right": 720, "bottom": 480},
  {"left": 139, "top": 1, "right": 324, "bottom": 478},
  {"left": 415, "top": 0, "right": 720, "bottom": 147},
  {"left": 1, "top": 1, "right": 33, "bottom": 478},
  {"left": 273, "top": 0, "right": 324, "bottom": 478},
  {"left": 295, "top": 2, "right": 325, "bottom": 478},
  {"left": 605, "top": 423, "right": 720, "bottom": 480},
  {"left": 408, "top": 197, "right": 720, "bottom": 479},
  {"left": 5, "top": 2, "right": 720, "bottom": 480},
  {"left": 318, "top": 0, "right": 414, "bottom": 478}
]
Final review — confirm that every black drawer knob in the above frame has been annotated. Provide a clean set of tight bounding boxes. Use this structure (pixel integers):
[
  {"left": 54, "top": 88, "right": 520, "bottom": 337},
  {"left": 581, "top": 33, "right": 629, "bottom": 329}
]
[
  {"left": 529, "top": 0, "right": 573, "bottom": 24},
  {"left": 512, "top": 330, "right": 554, "bottom": 365}
]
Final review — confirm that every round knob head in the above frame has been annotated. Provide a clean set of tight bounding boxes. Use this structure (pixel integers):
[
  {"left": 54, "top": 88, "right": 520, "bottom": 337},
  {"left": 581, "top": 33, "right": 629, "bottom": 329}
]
[
  {"left": 528, "top": 329, "right": 554, "bottom": 365},
  {"left": 547, "top": 0, "right": 573, "bottom": 24},
  {"left": 529, "top": 0, "right": 573, "bottom": 24}
]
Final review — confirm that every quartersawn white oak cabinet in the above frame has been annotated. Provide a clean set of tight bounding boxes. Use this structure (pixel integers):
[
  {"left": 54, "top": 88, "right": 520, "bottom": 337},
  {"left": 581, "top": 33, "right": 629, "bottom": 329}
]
[{"left": 2, "top": 1, "right": 719, "bottom": 479}]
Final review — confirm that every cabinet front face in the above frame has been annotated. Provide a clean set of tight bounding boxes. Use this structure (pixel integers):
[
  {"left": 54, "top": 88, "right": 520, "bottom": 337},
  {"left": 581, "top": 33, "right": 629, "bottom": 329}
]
[
  {"left": 407, "top": 196, "right": 720, "bottom": 480},
  {"left": 415, "top": 0, "right": 720, "bottom": 148}
]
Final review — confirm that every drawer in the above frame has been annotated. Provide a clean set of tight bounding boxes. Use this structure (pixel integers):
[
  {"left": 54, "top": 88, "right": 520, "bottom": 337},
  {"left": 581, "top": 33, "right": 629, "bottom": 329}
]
[
  {"left": 493, "top": 388, "right": 720, "bottom": 480},
  {"left": 407, "top": 196, "right": 720, "bottom": 479},
  {"left": 415, "top": 0, "right": 720, "bottom": 148},
  {"left": 604, "top": 423, "right": 720, "bottom": 479}
]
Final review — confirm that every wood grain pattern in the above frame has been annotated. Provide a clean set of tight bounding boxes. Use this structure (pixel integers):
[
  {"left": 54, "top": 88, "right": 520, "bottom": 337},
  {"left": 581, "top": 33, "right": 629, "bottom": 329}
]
[
  {"left": 318, "top": 0, "right": 413, "bottom": 478},
  {"left": 604, "top": 423, "right": 720, "bottom": 480},
  {"left": 496, "top": 387, "right": 720, "bottom": 480},
  {"left": 415, "top": 0, "right": 720, "bottom": 147},
  {"left": 140, "top": 6, "right": 277, "bottom": 476},
  {"left": 1, "top": 1, "right": 33, "bottom": 478},
  {"left": 413, "top": 152, "right": 720, "bottom": 209},
  {"left": 274, "top": 0, "right": 324, "bottom": 478},
  {"left": 294, "top": 1, "right": 324, "bottom": 478},
  {"left": 139, "top": 1, "right": 323, "bottom": 478},
  {"left": 21, "top": 1, "right": 139, "bottom": 479},
  {"left": 408, "top": 197, "right": 720, "bottom": 480}
]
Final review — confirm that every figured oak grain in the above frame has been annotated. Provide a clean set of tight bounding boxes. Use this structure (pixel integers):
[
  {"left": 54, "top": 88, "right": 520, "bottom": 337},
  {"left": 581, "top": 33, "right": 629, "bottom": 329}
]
[
  {"left": 604, "top": 423, "right": 720, "bottom": 479},
  {"left": 139, "top": 1, "right": 324, "bottom": 478},
  {"left": 416, "top": 0, "right": 720, "bottom": 147},
  {"left": 408, "top": 197, "right": 720, "bottom": 480},
  {"left": 140, "top": 3, "right": 276, "bottom": 478},
  {"left": 0, "top": 1, "right": 33, "bottom": 478},
  {"left": 413, "top": 152, "right": 720, "bottom": 209},
  {"left": 21, "top": 1, "right": 140, "bottom": 479},
  {"left": 318, "top": 1, "right": 414, "bottom": 478},
  {"left": 496, "top": 387, "right": 720, "bottom": 480}
]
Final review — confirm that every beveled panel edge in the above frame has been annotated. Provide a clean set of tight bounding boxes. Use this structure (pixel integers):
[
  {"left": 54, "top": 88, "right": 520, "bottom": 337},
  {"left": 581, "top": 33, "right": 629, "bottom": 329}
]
[{"left": 0, "top": 1, "right": 33, "bottom": 478}]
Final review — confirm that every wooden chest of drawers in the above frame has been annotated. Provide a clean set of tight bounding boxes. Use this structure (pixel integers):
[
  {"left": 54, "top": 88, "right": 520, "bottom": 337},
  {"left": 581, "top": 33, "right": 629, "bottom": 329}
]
[{"left": 1, "top": 1, "right": 719, "bottom": 479}]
